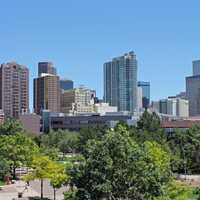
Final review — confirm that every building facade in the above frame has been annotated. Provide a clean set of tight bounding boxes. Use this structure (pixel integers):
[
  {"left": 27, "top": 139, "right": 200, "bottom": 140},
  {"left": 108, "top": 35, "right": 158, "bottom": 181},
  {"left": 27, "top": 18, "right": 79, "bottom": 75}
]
[
  {"left": 193, "top": 60, "right": 200, "bottom": 76},
  {"left": 38, "top": 62, "right": 57, "bottom": 76},
  {"left": 152, "top": 97, "right": 189, "bottom": 118},
  {"left": 104, "top": 51, "right": 138, "bottom": 113},
  {"left": 19, "top": 114, "right": 41, "bottom": 135},
  {"left": 0, "top": 62, "right": 29, "bottom": 118},
  {"left": 60, "top": 79, "right": 74, "bottom": 91},
  {"left": 34, "top": 73, "right": 60, "bottom": 115},
  {"left": 186, "top": 75, "right": 200, "bottom": 116},
  {"left": 138, "top": 81, "right": 150, "bottom": 108},
  {"left": 60, "top": 87, "right": 95, "bottom": 115},
  {"left": 50, "top": 114, "right": 132, "bottom": 131}
]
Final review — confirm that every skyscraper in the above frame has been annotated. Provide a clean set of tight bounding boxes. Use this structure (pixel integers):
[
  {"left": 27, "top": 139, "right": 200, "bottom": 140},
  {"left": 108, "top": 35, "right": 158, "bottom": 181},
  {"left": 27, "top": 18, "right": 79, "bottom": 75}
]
[
  {"left": 38, "top": 62, "right": 57, "bottom": 76},
  {"left": 138, "top": 81, "right": 150, "bottom": 108},
  {"left": 60, "top": 79, "right": 74, "bottom": 91},
  {"left": 186, "top": 60, "right": 200, "bottom": 116},
  {"left": 34, "top": 73, "right": 60, "bottom": 115},
  {"left": 104, "top": 51, "right": 138, "bottom": 113},
  {"left": 193, "top": 60, "right": 200, "bottom": 76},
  {"left": 0, "top": 62, "right": 29, "bottom": 118}
]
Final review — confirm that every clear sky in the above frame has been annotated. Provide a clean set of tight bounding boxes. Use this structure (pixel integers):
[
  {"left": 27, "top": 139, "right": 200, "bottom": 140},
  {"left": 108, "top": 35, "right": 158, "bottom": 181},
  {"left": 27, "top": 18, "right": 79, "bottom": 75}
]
[{"left": 0, "top": 0, "right": 200, "bottom": 110}]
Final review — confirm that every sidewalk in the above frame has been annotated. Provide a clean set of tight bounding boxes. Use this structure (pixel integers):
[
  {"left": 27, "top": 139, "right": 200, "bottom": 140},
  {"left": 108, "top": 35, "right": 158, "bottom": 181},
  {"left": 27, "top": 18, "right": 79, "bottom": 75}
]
[
  {"left": 0, "top": 180, "right": 39, "bottom": 200},
  {"left": 0, "top": 180, "right": 66, "bottom": 200}
]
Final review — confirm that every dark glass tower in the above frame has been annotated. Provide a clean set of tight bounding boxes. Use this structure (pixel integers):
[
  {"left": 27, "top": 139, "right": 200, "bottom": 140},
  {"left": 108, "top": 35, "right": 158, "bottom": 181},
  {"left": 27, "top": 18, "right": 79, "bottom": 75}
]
[
  {"left": 138, "top": 81, "right": 150, "bottom": 108},
  {"left": 38, "top": 62, "right": 57, "bottom": 76},
  {"left": 60, "top": 79, "right": 74, "bottom": 91}
]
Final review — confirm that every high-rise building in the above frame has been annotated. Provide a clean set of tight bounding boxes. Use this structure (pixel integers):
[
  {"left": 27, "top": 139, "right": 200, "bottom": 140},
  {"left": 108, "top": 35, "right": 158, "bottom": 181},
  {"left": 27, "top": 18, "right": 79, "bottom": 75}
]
[
  {"left": 60, "top": 79, "right": 74, "bottom": 91},
  {"left": 60, "top": 87, "right": 94, "bottom": 115},
  {"left": 38, "top": 62, "right": 57, "bottom": 76},
  {"left": 186, "top": 75, "right": 200, "bottom": 116},
  {"left": 193, "top": 60, "right": 200, "bottom": 76},
  {"left": 138, "top": 81, "right": 150, "bottom": 108},
  {"left": 186, "top": 60, "right": 200, "bottom": 116},
  {"left": 0, "top": 62, "right": 29, "bottom": 118},
  {"left": 34, "top": 73, "right": 60, "bottom": 115},
  {"left": 104, "top": 51, "right": 138, "bottom": 113}
]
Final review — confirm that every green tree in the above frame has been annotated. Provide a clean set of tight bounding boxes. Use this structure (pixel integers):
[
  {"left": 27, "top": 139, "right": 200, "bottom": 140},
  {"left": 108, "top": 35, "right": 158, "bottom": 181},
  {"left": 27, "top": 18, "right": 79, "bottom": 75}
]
[
  {"left": 49, "top": 162, "right": 69, "bottom": 200},
  {"left": 0, "top": 158, "right": 10, "bottom": 180},
  {"left": 78, "top": 126, "right": 107, "bottom": 153},
  {"left": 23, "top": 155, "right": 53, "bottom": 199},
  {"left": 137, "top": 110, "right": 161, "bottom": 132},
  {"left": 69, "top": 125, "right": 171, "bottom": 200},
  {"left": 0, "top": 118, "right": 24, "bottom": 135},
  {"left": 40, "top": 130, "right": 79, "bottom": 154},
  {"left": 131, "top": 110, "right": 166, "bottom": 145},
  {"left": 167, "top": 126, "right": 200, "bottom": 174},
  {"left": 0, "top": 133, "right": 39, "bottom": 179}
]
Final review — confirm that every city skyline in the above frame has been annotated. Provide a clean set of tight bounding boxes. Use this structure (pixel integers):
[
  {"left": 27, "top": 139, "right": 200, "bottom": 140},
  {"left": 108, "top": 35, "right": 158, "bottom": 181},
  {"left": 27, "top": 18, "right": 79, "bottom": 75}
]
[{"left": 1, "top": 0, "right": 200, "bottom": 110}]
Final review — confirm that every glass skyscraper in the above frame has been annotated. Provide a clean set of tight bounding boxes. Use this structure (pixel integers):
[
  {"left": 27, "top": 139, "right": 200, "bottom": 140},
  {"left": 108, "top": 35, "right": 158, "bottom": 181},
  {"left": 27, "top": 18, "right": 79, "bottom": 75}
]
[
  {"left": 138, "top": 81, "right": 150, "bottom": 108},
  {"left": 104, "top": 51, "right": 138, "bottom": 113}
]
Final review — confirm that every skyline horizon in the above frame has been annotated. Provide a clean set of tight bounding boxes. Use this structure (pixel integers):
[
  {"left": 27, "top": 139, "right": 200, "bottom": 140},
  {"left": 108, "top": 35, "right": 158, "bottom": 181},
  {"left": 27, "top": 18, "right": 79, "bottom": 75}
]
[{"left": 0, "top": 49, "right": 195, "bottom": 112}]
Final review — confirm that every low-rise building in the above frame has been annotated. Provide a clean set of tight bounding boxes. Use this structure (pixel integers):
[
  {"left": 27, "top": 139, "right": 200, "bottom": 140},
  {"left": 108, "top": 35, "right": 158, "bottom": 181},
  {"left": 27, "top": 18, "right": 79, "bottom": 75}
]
[
  {"left": 94, "top": 103, "right": 117, "bottom": 115},
  {"left": 19, "top": 113, "right": 41, "bottom": 135},
  {"left": 50, "top": 114, "right": 133, "bottom": 131}
]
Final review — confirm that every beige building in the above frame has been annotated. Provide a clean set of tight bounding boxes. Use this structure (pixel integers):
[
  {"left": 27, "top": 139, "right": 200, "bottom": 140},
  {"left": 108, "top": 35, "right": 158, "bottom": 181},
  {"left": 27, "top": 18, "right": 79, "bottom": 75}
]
[
  {"left": 61, "top": 87, "right": 95, "bottom": 115},
  {"left": 34, "top": 73, "right": 60, "bottom": 115},
  {"left": 94, "top": 103, "right": 117, "bottom": 115},
  {"left": 0, "top": 62, "right": 29, "bottom": 118}
]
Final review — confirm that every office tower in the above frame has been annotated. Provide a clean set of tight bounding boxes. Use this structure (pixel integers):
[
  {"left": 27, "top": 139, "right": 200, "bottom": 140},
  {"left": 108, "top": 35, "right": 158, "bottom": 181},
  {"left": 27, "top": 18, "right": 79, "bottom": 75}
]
[
  {"left": 34, "top": 73, "right": 60, "bottom": 115},
  {"left": 38, "top": 62, "right": 56, "bottom": 76},
  {"left": 193, "top": 60, "right": 200, "bottom": 76},
  {"left": 104, "top": 51, "right": 138, "bottom": 113},
  {"left": 60, "top": 79, "right": 74, "bottom": 91},
  {"left": 159, "top": 99, "right": 168, "bottom": 114},
  {"left": 60, "top": 87, "right": 95, "bottom": 115},
  {"left": 0, "top": 62, "right": 29, "bottom": 118},
  {"left": 138, "top": 81, "right": 150, "bottom": 108},
  {"left": 137, "top": 86, "right": 143, "bottom": 111},
  {"left": 176, "top": 98, "right": 189, "bottom": 118},
  {"left": 186, "top": 75, "right": 200, "bottom": 116}
]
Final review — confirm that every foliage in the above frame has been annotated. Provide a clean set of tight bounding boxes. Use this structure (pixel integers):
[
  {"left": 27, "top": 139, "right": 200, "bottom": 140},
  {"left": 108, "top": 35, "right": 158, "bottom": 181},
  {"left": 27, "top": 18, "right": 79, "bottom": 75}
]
[
  {"left": 155, "top": 181, "right": 195, "bottom": 200},
  {"left": 40, "top": 130, "right": 79, "bottom": 154},
  {"left": 0, "top": 158, "right": 10, "bottom": 180},
  {"left": 78, "top": 126, "right": 107, "bottom": 153},
  {"left": 130, "top": 111, "right": 166, "bottom": 145},
  {"left": 0, "top": 118, "right": 24, "bottom": 135},
  {"left": 69, "top": 125, "right": 171, "bottom": 200},
  {"left": 137, "top": 110, "right": 161, "bottom": 132},
  {"left": 0, "top": 133, "right": 39, "bottom": 179},
  {"left": 24, "top": 155, "right": 68, "bottom": 200},
  {"left": 167, "top": 126, "right": 200, "bottom": 174},
  {"left": 40, "top": 146, "right": 59, "bottom": 161}
]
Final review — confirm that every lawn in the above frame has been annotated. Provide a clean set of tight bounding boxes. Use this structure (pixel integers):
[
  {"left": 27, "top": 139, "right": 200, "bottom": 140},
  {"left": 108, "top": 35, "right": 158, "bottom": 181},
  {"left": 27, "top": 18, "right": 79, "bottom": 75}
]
[
  {"left": 0, "top": 180, "right": 5, "bottom": 186},
  {"left": 187, "top": 189, "right": 198, "bottom": 200}
]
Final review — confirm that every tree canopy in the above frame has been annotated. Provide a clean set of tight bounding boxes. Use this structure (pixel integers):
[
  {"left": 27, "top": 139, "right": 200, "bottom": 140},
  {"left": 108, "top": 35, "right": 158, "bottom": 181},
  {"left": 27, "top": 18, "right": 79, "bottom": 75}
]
[{"left": 68, "top": 125, "right": 171, "bottom": 200}]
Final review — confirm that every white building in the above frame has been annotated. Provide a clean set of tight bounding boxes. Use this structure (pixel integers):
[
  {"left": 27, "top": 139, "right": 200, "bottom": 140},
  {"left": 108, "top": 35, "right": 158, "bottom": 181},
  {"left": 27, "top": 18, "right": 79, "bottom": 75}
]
[
  {"left": 137, "top": 86, "right": 143, "bottom": 111},
  {"left": 94, "top": 103, "right": 117, "bottom": 115},
  {"left": 151, "top": 97, "right": 189, "bottom": 118}
]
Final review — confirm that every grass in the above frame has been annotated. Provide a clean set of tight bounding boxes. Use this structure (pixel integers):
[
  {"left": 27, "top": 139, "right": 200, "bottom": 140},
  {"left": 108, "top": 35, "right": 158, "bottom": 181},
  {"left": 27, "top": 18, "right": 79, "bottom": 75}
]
[
  {"left": 0, "top": 180, "right": 5, "bottom": 186},
  {"left": 186, "top": 188, "right": 198, "bottom": 200}
]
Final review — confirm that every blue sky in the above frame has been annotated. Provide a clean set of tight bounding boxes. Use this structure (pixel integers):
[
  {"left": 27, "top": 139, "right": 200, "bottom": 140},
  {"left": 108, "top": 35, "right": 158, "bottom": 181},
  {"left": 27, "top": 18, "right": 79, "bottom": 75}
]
[{"left": 0, "top": 0, "right": 200, "bottom": 110}]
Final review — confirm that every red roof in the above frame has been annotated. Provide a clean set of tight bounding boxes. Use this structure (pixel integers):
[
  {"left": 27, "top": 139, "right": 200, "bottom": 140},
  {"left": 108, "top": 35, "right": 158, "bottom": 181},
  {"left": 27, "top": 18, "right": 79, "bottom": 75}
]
[{"left": 161, "top": 120, "right": 200, "bottom": 128}]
